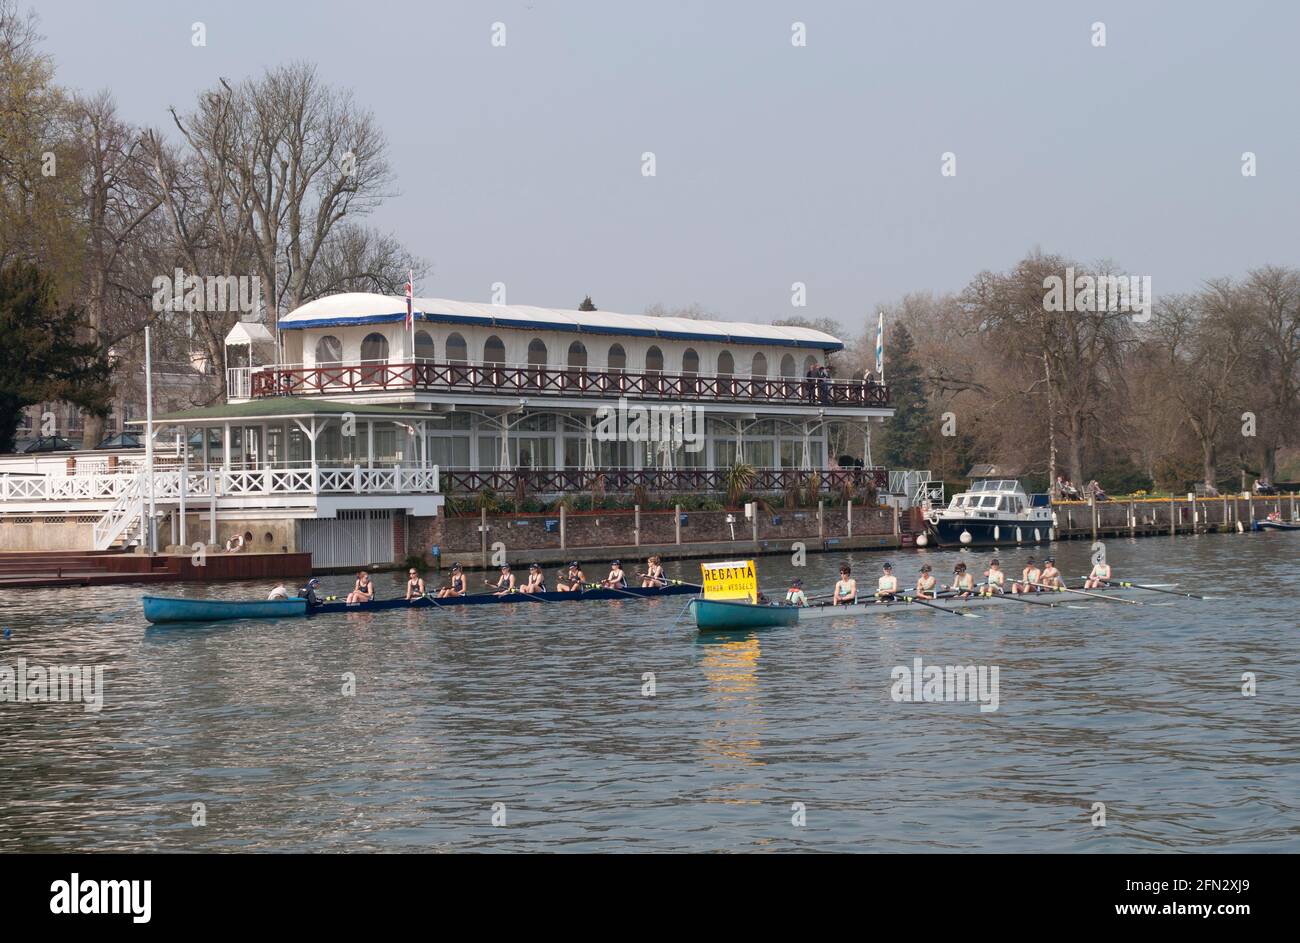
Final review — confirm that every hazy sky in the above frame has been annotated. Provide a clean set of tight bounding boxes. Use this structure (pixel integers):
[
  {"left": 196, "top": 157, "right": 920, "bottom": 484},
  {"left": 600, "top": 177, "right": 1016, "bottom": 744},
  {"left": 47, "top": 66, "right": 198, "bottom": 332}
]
[{"left": 39, "top": 0, "right": 1300, "bottom": 336}]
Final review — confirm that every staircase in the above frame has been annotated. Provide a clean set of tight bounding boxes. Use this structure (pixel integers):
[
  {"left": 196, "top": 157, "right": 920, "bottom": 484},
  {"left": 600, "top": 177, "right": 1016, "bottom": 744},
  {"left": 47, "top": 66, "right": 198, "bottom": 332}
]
[{"left": 93, "top": 474, "right": 146, "bottom": 550}]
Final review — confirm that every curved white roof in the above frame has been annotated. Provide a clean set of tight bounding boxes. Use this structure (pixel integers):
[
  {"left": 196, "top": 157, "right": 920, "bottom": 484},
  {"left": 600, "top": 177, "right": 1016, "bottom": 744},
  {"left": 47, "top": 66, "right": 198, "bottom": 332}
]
[{"left": 279, "top": 292, "right": 843, "bottom": 351}]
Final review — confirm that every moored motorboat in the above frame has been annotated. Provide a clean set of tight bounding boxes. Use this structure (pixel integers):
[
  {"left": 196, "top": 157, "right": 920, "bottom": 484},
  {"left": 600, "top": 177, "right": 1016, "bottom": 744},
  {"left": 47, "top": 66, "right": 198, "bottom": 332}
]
[
  {"left": 1252, "top": 520, "right": 1300, "bottom": 531},
  {"left": 143, "top": 595, "right": 308, "bottom": 624}
]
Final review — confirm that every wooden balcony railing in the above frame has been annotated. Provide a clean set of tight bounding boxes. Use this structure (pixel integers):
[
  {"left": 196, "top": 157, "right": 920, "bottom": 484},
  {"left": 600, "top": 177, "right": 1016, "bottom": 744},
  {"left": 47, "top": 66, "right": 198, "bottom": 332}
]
[
  {"left": 250, "top": 361, "right": 890, "bottom": 408},
  {"left": 443, "top": 466, "right": 887, "bottom": 496}
]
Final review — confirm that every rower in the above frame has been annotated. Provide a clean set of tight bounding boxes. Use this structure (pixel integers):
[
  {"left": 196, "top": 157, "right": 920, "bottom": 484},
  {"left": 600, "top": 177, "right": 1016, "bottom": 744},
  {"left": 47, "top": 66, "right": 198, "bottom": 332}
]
[
  {"left": 833, "top": 565, "right": 857, "bottom": 606},
  {"left": 1039, "top": 557, "right": 1063, "bottom": 589},
  {"left": 404, "top": 568, "right": 426, "bottom": 600},
  {"left": 490, "top": 563, "right": 516, "bottom": 596},
  {"left": 437, "top": 562, "right": 467, "bottom": 598},
  {"left": 1084, "top": 557, "right": 1111, "bottom": 589},
  {"left": 520, "top": 563, "right": 547, "bottom": 594},
  {"left": 875, "top": 562, "right": 898, "bottom": 602},
  {"left": 267, "top": 580, "right": 289, "bottom": 601},
  {"left": 602, "top": 560, "right": 628, "bottom": 590},
  {"left": 299, "top": 577, "right": 324, "bottom": 608},
  {"left": 785, "top": 577, "right": 808, "bottom": 607},
  {"left": 346, "top": 569, "right": 374, "bottom": 604},
  {"left": 950, "top": 562, "right": 975, "bottom": 598},
  {"left": 983, "top": 558, "right": 1006, "bottom": 596},
  {"left": 641, "top": 555, "right": 666, "bottom": 588},
  {"left": 1012, "top": 557, "right": 1040, "bottom": 594},
  {"left": 557, "top": 561, "right": 585, "bottom": 592},
  {"left": 914, "top": 564, "right": 937, "bottom": 599}
]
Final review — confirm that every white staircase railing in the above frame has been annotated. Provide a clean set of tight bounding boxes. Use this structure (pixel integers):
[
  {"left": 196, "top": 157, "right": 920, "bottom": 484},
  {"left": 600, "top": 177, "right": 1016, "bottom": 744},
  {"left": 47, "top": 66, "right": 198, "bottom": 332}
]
[{"left": 92, "top": 474, "right": 145, "bottom": 550}]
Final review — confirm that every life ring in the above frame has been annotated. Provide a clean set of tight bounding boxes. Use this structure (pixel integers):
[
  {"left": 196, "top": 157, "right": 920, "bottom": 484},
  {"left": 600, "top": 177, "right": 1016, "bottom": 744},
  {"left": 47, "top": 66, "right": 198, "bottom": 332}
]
[{"left": 225, "top": 534, "right": 245, "bottom": 553}]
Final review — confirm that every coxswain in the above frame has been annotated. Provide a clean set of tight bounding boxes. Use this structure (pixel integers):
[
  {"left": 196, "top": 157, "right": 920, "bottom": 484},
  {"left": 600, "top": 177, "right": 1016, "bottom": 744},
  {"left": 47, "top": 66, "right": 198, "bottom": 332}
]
[
  {"left": 950, "top": 562, "right": 975, "bottom": 598},
  {"left": 1039, "top": 557, "right": 1063, "bottom": 589},
  {"left": 914, "top": 563, "right": 937, "bottom": 599},
  {"left": 521, "top": 563, "right": 547, "bottom": 594},
  {"left": 1012, "top": 557, "right": 1041, "bottom": 594},
  {"left": 785, "top": 577, "right": 808, "bottom": 607},
  {"left": 833, "top": 565, "right": 857, "bottom": 606},
  {"left": 641, "top": 555, "right": 666, "bottom": 588},
  {"left": 437, "top": 562, "right": 467, "bottom": 598},
  {"left": 875, "top": 562, "right": 898, "bottom": 602},
  {"left": 267, "top": 580, "right": 289, "bottom": 601},
  {"left": 983, "top": 558, "right": 1006, "bottom": 595},
  {"left": 299, "top": 577, "right": 324, "bottom": 608},
  {"left": 404, "top": 568, "right": 426, "bottom": 600},
  {"left": 1084, "top": 557, "right": 1112, "bottom": 589},
  {"left": 490, "top": 563, "right": 516, "bottom": 596},
  {"left": 557, "top": 561, "right": 585, "bottom": 592},
  {"left": 602, "top": 560, "right": 628, "bottom": 589},
  {"left": 346, "top": 569, "right": 374, "bottom": 604}
]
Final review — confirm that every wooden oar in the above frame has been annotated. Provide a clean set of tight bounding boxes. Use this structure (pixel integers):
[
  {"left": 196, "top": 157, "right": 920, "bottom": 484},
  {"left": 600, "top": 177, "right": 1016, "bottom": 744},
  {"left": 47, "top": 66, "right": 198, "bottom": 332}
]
[
  {"left": 1023, "top": 580, "right": 1141, "bottom": 604},
  {"left": 1099, "top": 578, "right": 1210, "bottom": 601}
]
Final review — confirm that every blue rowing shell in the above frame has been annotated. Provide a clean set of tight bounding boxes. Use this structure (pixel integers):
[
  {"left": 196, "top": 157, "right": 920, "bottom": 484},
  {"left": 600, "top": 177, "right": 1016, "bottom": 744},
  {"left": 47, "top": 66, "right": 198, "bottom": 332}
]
[
  {"left": 313, "top": 583, "right": 695, "bottom": 614},
  {"left": 142, "top": 595, "right": 308, "bottom": 624}
]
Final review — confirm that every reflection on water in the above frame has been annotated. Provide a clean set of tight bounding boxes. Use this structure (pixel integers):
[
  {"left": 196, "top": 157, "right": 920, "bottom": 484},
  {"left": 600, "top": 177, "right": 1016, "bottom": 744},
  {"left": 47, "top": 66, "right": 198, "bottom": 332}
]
[{"left": 0, "top": 532, "right": 1298, "bottom": 852}]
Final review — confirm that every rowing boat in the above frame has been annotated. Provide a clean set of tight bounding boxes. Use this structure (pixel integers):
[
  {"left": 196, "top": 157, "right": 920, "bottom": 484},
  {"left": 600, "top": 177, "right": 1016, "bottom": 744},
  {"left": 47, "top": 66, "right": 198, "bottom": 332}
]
[
  {"left": 1252, "top": 520, "right": 1300, "bottom": 531},
  {"left": 691, "top": 584, "right": 1168, "bottom": 631},
  {"left": 142, "top": 583, "right": 694, "bottom": 624},
  {"left": 143, "top": 595, "right": 307, "bottom": 624}
]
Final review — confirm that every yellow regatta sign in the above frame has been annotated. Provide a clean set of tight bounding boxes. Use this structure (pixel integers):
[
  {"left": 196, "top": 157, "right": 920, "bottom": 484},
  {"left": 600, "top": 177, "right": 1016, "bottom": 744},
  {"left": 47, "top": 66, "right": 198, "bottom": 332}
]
[{"left": 700, "top": 560, "right": 758, "bottom": 603}]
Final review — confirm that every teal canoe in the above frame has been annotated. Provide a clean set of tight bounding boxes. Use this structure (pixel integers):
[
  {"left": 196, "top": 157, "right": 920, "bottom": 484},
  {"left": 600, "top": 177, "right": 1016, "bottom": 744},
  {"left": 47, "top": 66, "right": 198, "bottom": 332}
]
[
  {"left": 691, "top": 598, "right": 800, "bottom": 631},
  {"left": 142, "top": 595, "right": 308, "bottom": 624}
]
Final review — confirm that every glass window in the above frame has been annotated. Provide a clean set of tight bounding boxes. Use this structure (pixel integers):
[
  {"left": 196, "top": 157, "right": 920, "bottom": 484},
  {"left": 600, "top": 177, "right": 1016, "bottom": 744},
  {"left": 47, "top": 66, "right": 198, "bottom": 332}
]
[
  {"left": 751, "top": 352, "right": 767, "bottom": 377},
  {"left": 718, "top": 351, "right": 734, "bottom": 375},
  {"left": 608, "top": 344, "right": 626, "bottom": 371},
  {"left": 780, "top": 354, "right": 796, "bottom": 377},
  {"left": 484, "top": 336, "right": 505, "bottom": 364},
  {"left": 646, "top": 346, "right": 664, "bottom": 373},
  {"left": 315, "top": 335, "right": 343, "bottom": 364},
  {"left": 527, "top": 338, "right": 547, "bottom": 366},
  {"left": 446, "top": 333, "right": 468, "bottom": 363},
  {"left": 361, "top": 332, "right": 389, "bottom": 363},
  {"left": 682, "top": 348, "right": 699, "bottom": 375},
  {"left": 568, "top": 341, "right": 587, "bottom": 368},
  {"left": 414, "top": 330, "right": 435, "bottom": 361}
]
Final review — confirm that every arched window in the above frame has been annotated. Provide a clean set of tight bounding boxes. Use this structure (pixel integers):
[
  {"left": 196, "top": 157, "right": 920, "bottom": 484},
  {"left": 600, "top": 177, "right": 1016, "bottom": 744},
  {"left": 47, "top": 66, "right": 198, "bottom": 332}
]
[
  {"left": 645, "top": 346, "right": 664, "bottom": 374},
  {"left": 361, "top": 332, "right": 389, "bottom": 363},
  {"left": 446, "top": 333, "right": 468, "bottom": 363},
  {"left": 527, "top": 338, "right": 547, "bottom": 366},
  {"left": 484, "top": 336, "right": 506, "bottom": 363},
  {"left": 717, "top": 351, "right": 735, "bottom": 375},
  {"left": 682, "top": 348, "right": 699, "bottom": 375},
  {"left": 567, "top": 341, "right": 587, "bottom": 368},
  {"left": 751, "top": 353, "right": 768, "bottom": 377},
  {"left": 608, "top": 344, "right": 626, "bottom": 372},
  {"left": 414, "top": 330, "right": 435, "bottom": 361},
  {"left": 780, "top": 353, "right": 796, "bottom": 376},
  {"left": 315, "top": 335, "right": 342, "bottom": 364}
]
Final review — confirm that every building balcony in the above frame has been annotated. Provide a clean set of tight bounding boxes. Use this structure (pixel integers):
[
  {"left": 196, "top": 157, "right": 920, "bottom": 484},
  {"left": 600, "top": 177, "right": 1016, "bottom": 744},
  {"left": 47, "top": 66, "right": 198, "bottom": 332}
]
[
  {"left": 443, "top": 466, "right": 887, "bottom": 497},
  {"left": 235, "top": 361, "right": 891, "bottom": 409}
]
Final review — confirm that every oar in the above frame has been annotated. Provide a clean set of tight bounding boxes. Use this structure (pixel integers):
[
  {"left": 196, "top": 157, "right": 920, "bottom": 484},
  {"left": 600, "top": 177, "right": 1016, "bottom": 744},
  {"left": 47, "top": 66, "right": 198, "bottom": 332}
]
[
  {"left": 1023, "top": 580, "right": 1141, "bottom": 604},
  {"left": 1099, "top": 578, "right": 1211, "bottom": 601},
  {"left": 581, "top": 580, "right": 654, "bottom": 602},
  {"left": 896, "top": 593, "right": 981, "bottom": 618},
  {"left": 971, "top": 583, "right": 1061, "bottom": 607}
]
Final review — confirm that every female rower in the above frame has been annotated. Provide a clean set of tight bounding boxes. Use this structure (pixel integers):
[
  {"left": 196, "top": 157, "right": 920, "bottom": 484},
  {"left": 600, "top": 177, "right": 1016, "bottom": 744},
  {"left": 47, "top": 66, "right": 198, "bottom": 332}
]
[
  {"left": 602, "top": 560, "right": 628, "bottom": 589},
  {"left": 785, "top": 577, "right": 808, "bottom": 607},
  {"left": 642, "top": 556, "right": 666, "bottom": 588},
  {"left": 490, "top": 563, "right": 516, "bottom": 596},
  {"left": 346, "top": 570, "right": 374, "bottom": 604},
  {"left": 1039, "top": 558, "right": 1063, "bottom": 589},
  {"left": 833, "top": 565, "right": 857, "bottom": 606},
  {"left": 437, "top": 563, "right": 467, "bottom": 598},
  {"left": 404, "top": 568, "right": 426, "bottom": 600},
  {"left": 914, "top": 564, "right": 937, "bottom": 599},
  {"left": 1084, "top": 557, "right": 1112, "bottom": 589},
  {"left": 557, "top": 561, "right": 585, "bottom": 592},
  {"left": 875, "top": 562, "right": 898, "bottom": 602},
  {"left": 950, "top": 562, "right": 975, "bottom": 598},
  {"left": 983, "top": 558, "right": 1006, "bottom": 596},
  {"left": 521, "top": 563, "right": 547, "bottom": 594},
  {"left": 1012, "top": 557, "right": 1040, "bottom": 594}
]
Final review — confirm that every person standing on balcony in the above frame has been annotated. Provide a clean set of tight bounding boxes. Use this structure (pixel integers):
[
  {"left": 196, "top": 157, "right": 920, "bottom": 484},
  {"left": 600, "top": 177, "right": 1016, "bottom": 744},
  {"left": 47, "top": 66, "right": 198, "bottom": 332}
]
[
  {"left": 817, "top": 363, "right": 831, "bottom": 404},
  {"left": 805, "top": 363, "right": 818, "bottom": 404},
  {"left": 346, "top": 570, "right": 374, "bottom": 604}
]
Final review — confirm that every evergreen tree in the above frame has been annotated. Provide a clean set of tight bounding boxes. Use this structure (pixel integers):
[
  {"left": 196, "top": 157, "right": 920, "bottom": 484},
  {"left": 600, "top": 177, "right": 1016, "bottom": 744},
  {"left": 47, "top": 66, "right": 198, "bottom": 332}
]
[
  {"left": 578, "top": 295, "right": 597, "bottom": 311},
  {"left": 0, "top": 262, "right": 114, "bottom": 452},
  {"left": 880, "top": 323, "right": 933, "bottom": 469}
]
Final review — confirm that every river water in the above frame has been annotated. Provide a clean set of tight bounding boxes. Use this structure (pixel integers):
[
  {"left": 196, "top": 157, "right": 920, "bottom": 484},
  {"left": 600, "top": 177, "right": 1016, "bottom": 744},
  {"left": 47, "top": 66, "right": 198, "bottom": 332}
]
[{"left": 1, "top": 532, "right": 1296, "bottom": 853}]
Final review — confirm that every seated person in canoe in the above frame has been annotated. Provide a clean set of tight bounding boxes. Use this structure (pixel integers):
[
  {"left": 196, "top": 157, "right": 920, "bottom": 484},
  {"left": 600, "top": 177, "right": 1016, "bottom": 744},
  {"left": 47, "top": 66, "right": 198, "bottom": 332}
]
[
  {"left": 346, "top": 570, "right": 375, "bottom": 604},
  {"left": 914, "top": 564, "right": 937, "bottom": 599},
  {"left": 641, "top": 556, "right": 666, "bottom": 588},
  {"left": 875, "top": 562, "right": 898, "bottom": 602},
  {"left": 520, "top": 563, "right": 547, "bottom": 594},
  {"left": 1011, "top": 557, "right": 1040, "bottom": 594},
  {"left": 489, "top": 563, "right": 517, "bottom": 596},
  {"left": 949, "top": 562, "right": 975, "bottom": 599},
  {"left": 1084, "top": 558, "right": 1111, "bottom": 589},
  {"left": 785, "top": 577, "right": 808, "bottom": 607},
  {"left": 299, "top": 578, "right": 324, "bottom": 607},
  {"left": 438, "top": 562, "right": 467, "bottom": 598},
  {"left": 267, "top": 581, "right": 289, "bottom": 600},
  {"left": 557, "top": 561, "right": 585, "bottom": 592},
  {"left": 1039, "top": 557, "right": 1063, "bottom": 589},
  {"left": 982, "top": 558, "right": 1006, "bottom": 596},
  {"left": 833, "top": 565, "right": 857, "bottom": 606}
]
